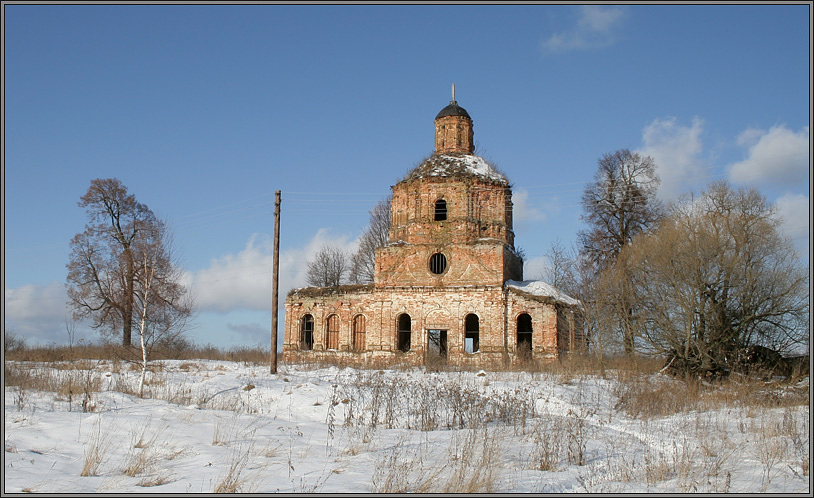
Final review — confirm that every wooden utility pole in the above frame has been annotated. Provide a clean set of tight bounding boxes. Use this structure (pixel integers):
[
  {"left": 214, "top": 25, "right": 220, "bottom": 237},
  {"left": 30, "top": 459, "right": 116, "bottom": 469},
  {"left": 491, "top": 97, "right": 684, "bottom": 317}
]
[{"left": 270, "top": 190, "right": 281, "bottom": 374}]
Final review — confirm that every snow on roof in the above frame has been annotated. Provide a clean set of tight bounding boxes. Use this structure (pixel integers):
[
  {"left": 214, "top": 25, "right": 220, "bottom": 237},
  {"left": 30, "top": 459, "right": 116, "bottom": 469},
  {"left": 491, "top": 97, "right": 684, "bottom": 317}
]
[
  {"left": 402, "top": 154, "right": 509, "bottom": 185},
  {"left": 506, "top": 279, "right": 581, "bottom": 306}
]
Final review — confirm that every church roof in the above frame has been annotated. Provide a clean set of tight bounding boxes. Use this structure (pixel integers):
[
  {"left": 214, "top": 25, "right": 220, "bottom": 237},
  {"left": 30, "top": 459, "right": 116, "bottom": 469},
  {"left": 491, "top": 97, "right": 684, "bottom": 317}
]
[
  {"left": 435, "top": 102, "right": 471, "bottom": 120},
  {"left": 506, "top": 280, "right": 581, "bottom": 306},
  {"left": 400, "top": 153, "right": 509, "bottom": 185}
]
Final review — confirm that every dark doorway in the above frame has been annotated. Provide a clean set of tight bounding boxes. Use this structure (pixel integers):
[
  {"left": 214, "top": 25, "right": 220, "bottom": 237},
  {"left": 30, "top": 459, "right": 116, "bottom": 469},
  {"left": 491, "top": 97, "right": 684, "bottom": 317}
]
[
  {"left": 301, "top": 314, "right": 314, "bottom": 351},
  {"left": 517, "top": 313, "right": 532, "bottom": 355}
]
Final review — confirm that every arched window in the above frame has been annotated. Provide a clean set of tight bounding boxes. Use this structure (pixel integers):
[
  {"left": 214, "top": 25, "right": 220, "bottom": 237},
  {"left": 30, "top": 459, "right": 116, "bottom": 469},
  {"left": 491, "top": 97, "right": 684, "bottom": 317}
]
[
  {"left": 517, "top": 313, "right": 532, "bottom": 354},
  {"left": 429, "top": 253, "right": 447, "bottom": 274},
  {"left": 465, "top": 314, "right": 480, "bottom": 353},
  {"left": 326, "top": 314, "right": 339, "bottom": 350},
  {"left": 301, "top": 314, "right": 314, "bottom": 351},
  {"left": 434, "top": 199, "right": 447, "bottom": 221},
  {"left": 397, "top": 314, "right": 411, "bottom": 352},
  {"left": 352, "top": 315, "right": 366, "bottom": 352}
]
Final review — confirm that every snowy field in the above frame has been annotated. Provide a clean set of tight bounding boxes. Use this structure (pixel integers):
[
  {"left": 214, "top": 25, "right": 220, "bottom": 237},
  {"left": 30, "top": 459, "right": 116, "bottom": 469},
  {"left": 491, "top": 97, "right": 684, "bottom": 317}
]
[{"left": 4, "top": 359, "right": 810, "bottom": 493}]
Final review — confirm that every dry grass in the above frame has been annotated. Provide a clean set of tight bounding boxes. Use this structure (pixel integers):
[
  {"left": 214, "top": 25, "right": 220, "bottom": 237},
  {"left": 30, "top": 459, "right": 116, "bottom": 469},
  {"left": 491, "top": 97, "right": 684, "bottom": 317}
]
[
  {"left": 80, "top": 419, "right": 111, "bottom": 477},
  {"left": 213, "top": 443, "right": 257, "bottom": 493},
  {"left": 534, "top": 353, "right": 665, "bottom": 381},
  {"left": 371, "top": 438, "right": 441, "bottom": 493},
  {"left": 334, "top": 370, "right": 537, "bottom": 433},
  {"left": 5, "top": 362, "right": 104, "bottom": 411},
  {"left": 612, "top": 369, "right": 808, "bottom": 419},
  {"left": 137, "top": 472, "right": 174, "bottom": 487},
  {"left": 122, "top": 446, "right": 161, "bottom": 477},
  {"left": 4, "top": 343, "right": 122, "bottom": 363},
  {"left": 371, "top": 427, "right": 503, "bottom": 493},
  {"left": 3, "top": 335, "right": 270, "bottom": 365},
  {"left": 122, "top": 418, "right": 167, "bottom": 477},
  {"left": 440, "top": 427, "right": 502, "bottom": 492},
  {"left": 530, "top": 415, "right": 564, "bottom": 471},
  {"left": 212, "top": 418, "right": 231, "bottom": 446},
  {"left": 131, "top": 418, "right": 163, "bottom": 449},
  {"left": 613, "top": 376, "right": 696, "bottom": 418}
]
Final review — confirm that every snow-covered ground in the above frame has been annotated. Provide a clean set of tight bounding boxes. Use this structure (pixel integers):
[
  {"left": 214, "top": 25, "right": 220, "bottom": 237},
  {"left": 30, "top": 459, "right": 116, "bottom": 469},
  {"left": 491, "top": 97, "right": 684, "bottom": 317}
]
[{"left": 4, "top": 359, "right": 810, "bottom": 493}]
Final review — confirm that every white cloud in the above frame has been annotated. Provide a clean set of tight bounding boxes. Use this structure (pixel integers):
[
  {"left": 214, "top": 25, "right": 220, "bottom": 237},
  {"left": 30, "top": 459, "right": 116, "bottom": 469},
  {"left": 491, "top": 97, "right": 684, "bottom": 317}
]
[
  {"left": 728, "top": 125, "right": 810, "bottom": 187},
  {"left": 5, "top": 230, "right": 361, "bottom": 347},
  {"left": 512, "top": 188, "right": 548, "bottom": 223},
  {"left": 774, "top": 192, "right": 810, "bottom": 257},
  {"left": 638, "top": 116, "right": 707, "bottom": 200},
  {"left": 183, "top": 229, "right": 358, "bottom": 313},
  {"left": 4, "top": 282, "right": 88, "bottom": 345},
  {"left": 542, "top": 6, "right": 626, "bottom": 53},
  {"left": 5, "top": 282, "right": 66, "bottom": 321},
  {"left": 523, "top": 256, "right": 550, "bottom": 282}
]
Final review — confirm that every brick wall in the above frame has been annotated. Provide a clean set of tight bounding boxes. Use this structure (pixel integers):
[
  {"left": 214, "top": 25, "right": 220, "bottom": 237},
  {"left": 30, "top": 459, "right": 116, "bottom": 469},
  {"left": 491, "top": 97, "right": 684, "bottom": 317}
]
[
  {"left": 283, "top": 286, "right": 564, "bottom": 368},
  {"left": 435, "top": 115, "right": 474, "bottom": 154},
  {"left": 389, "top": 177, "right": 515, "bottom": 246},
  {"left": 381, "top": 174, "right": 521, "bottom": 288}
]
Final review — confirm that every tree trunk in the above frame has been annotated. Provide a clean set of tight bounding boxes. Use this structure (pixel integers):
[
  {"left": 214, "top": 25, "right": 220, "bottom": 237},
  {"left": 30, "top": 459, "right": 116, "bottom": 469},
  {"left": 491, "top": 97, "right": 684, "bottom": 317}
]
[
  {"left": 123, "top": 248, "right": 134, "bottom": 346},
  {"left": 138, "top": 310, "right": 148, "bottom": 398},
  {"left": 137, "top": 260, "right": 153, "bottom": 398},
  {"left": 622, "top": 310, "right": 635, "bottom": 355}
]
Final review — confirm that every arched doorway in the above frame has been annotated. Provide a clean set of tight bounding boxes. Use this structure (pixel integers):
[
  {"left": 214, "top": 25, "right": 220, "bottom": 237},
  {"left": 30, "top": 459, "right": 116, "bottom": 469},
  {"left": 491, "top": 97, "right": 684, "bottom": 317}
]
[{"left": 301, "top": 314, "right": 314, "bottom": 351}]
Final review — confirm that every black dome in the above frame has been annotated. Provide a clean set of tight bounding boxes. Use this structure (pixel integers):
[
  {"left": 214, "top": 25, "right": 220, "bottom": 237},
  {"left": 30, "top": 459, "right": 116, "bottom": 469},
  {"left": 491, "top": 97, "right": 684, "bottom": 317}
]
[{"left": 435, "top": 102, "right": 471, "bottom": 120}]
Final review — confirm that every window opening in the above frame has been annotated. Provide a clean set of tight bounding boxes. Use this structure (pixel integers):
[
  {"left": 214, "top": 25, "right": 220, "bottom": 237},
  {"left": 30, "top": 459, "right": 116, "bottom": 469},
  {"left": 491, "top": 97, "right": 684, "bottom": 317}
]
[
  {"left": 465, "top": 314, "right": 480, "bottom": 353},
  {"left": 434, "top": 199, "right": 447, "bottom": 221},
  {"left": 397, "top": 314, "right": 411, "bottom": 352},
  {"left": 301, "top": 314, "right": 314, "bottom": 351},
  {"left": 428, "top": 329, "right": 448, "bottom": 358},
  {"left": 352, "top": 315, "right": 366, "bottom": 352},
  {"left": 326, "top": 314, "right": 339, "bottom": 350},
  {"left": 517, "top": 313, "right": 533, "bottom": 355},
  {"left": 429, "top": 253, "right": 447, "bottom": 274}
]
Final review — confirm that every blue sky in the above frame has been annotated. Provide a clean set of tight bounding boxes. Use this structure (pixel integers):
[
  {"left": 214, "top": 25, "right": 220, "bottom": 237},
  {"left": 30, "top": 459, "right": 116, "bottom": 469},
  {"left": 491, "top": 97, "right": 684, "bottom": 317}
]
[{"left": 5, "top": 4, "right": 810, "bottom": 348}]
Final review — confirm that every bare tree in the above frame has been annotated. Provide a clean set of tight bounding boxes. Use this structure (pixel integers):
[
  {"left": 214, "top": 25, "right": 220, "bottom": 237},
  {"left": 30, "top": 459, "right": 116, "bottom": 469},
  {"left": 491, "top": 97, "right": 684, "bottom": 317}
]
[
  {"left": 579, "top": 150, "right": 664, "bottom": 354},
  {"left": 622, "top": 182, "right": 809, "bottom": 375},
  {"left": 66, "top": 178, "right": 189, "bottom": 348},
  {"left": 540, "top": 240, "right": 579, "bottom": 297},
  {"left": 579, "top": 150, "right": 663, "bottom": 269},
  {"left": 64, "top": 317, "right": 78, "bottom": 354},
  {"left": 131, "top": 224, "right": 192, "bottom": 396},
  {"left": 349, "top": 196, "right": 392, "bottom": 284},
  {"left": 306, "top": 246, "right": 350, "bottom": 287},
  {"left": 4, "top": 330, "right": 27, "bottom": 354}
]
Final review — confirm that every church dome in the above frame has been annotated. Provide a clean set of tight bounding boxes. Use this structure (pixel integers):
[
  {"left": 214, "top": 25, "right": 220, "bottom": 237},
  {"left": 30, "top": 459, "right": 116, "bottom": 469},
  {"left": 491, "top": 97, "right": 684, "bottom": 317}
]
[
  {"left": 435, "top": 102, "right": 471, "bottom": 120},
  {"left": 400, "top": 153, "right": 509, "bottom": 186}
]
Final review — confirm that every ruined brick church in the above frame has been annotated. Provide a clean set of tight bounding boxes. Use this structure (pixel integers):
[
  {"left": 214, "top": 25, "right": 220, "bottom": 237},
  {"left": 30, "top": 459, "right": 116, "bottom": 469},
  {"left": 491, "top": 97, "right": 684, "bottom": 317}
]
[{"left": 283, "top": 92, "right": 583, "bottom": 368}]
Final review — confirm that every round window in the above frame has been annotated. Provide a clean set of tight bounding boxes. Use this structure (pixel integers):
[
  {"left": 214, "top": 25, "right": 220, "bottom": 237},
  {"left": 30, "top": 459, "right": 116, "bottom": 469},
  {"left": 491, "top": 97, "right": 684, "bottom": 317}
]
[{"left": 429, "top": 253, "right": 447, "bottom": 274}]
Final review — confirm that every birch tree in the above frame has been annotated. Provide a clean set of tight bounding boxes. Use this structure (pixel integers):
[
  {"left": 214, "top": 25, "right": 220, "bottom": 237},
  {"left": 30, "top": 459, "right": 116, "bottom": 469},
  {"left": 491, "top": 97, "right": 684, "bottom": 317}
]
[{"left": 132, "top": 223, "right": 191, "bottom": 396}]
